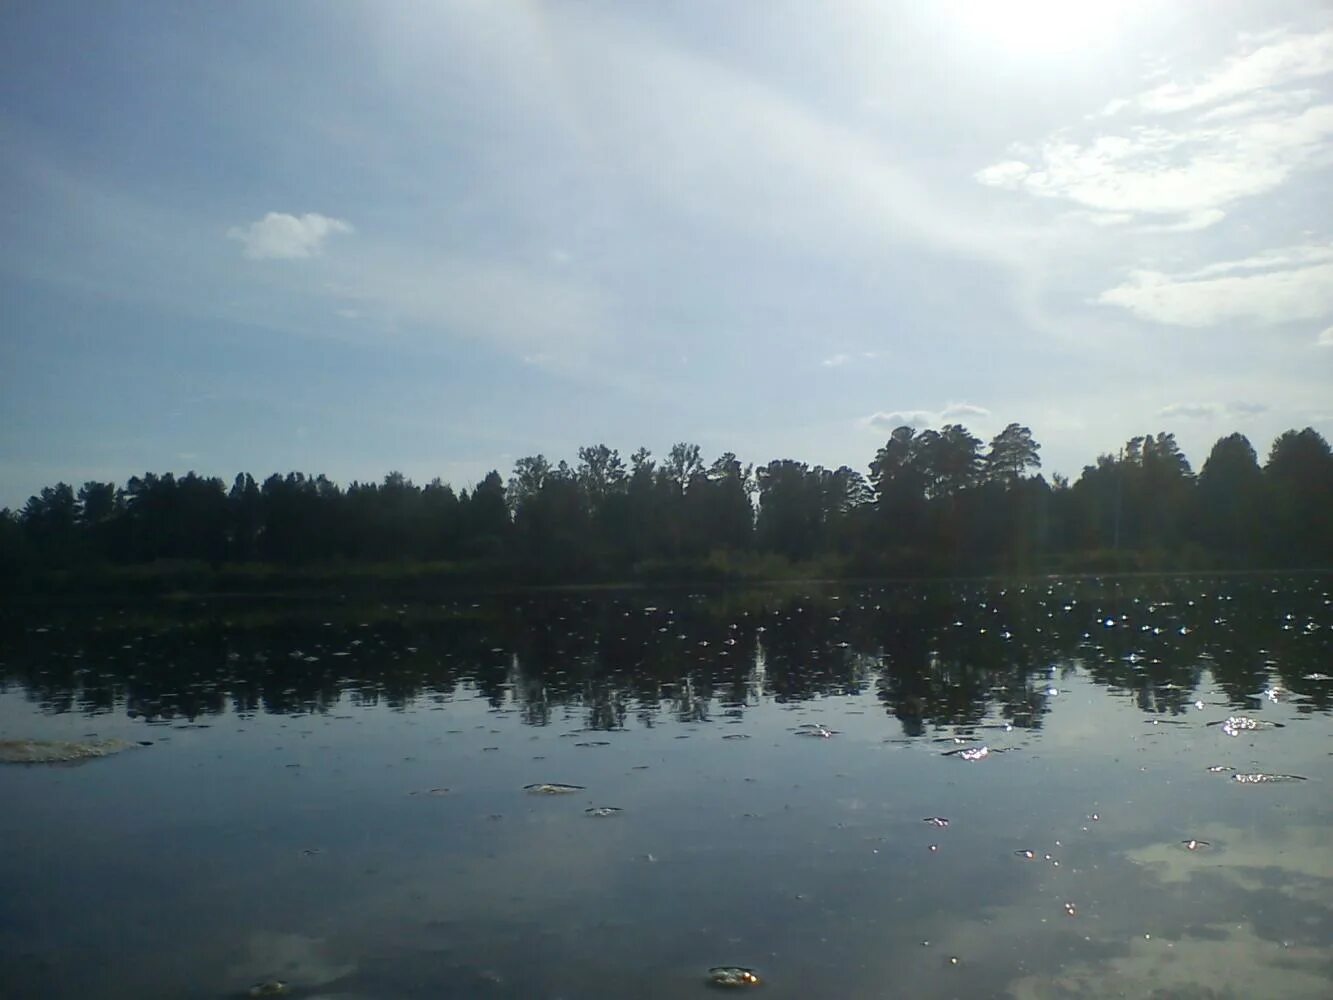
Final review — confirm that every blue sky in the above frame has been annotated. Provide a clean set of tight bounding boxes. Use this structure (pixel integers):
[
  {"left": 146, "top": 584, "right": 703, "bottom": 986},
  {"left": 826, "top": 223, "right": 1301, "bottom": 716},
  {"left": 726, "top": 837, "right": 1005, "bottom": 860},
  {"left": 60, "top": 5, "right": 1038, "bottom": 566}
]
[{"left": 2, "top": 0, "right": 1331, "bottom": 507}]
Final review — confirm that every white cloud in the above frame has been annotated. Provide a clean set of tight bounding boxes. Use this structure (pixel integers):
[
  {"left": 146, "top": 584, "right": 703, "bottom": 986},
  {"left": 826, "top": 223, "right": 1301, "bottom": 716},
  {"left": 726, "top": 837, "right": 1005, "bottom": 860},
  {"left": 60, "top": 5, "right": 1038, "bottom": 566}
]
[
  {"left": 865, "top": 410, "right": 934, "bottom": 431},
  {"left": 1229, "top": 401, "right": 1271, "bottom": 416},
  {"left": 977, "top": 105, "right": 1333, "bottom": 222},
  {"left": 823, "top": 351, "right": 883, "bottom": 368},
  {"left": 1136, "top": 209, "right": 1226, "bottom": 233},
  {"left": 1195, "top": 88, "right": 1318, "bottom": 123},
  {"left": 1184, "top": 244, "right": 1333, "bottom": 279},
  {"left": 1318, "top": 326, "right": 1333, "bottom": 346},
  {"left": 975, "top": 160, "right": 1031, "bottom": 187},
  {"left": 862, "top": 402, "right": 990, "bottom": 433},
  {"left": 1158, "top": 401, "right": 1270, "bottom": 420},
  {"left": 1076, "top": 211, "right": 1136, "bottom": 227},
  {"left": 977, "top": 29, "right": 1333, "bottom": 224},
  {"left": 1135, "top": 30, "right": 1333, "bottom": 115},
  {"left": 941, "top": 402, "right": 991, "bottom": 420},
  {"left": 1158, "top": 403, "right": 1217, "bottom": 419},
  {"left": 1097, "top": 245, "right": 1333, "bottom": 326},
  {"left": 227, "top": 212, "right": 354, "bottom": 260}
]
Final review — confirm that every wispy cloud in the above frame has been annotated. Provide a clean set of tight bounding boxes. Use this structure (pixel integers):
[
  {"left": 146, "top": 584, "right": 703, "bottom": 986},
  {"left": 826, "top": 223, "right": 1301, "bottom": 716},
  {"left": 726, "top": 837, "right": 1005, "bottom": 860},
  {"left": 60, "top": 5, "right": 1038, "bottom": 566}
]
[
  {"left": 1317, "top": 326, "right": 1333, "bottom": 346},
  {"left": 1097, "top": 244, "right": 1333, "bottom": 326},
  {"left": 523, "top": 7, "right": 1016, "bottom": 269},
  {"left": 1158, "top": 401, "right": 1270, "bottom": 420},
  {"left": 865, "top": 410, "right": 935, "bottom": 431},
  {"left": 320, "top": 247, "right": 617, "bottom": 365},
  {"left": 821, "top": 351, "right": 881, "bottom": 368},
  {"left": 940, "top": 402, "right": 991, "bottom": 420},
  {"left": 1184, "top": 244, "right": 1333, "bottom": 278},
  {"left": 228, "top": 212, "right": 354, "bottom": 260},
  {"left": 977, "top": 29, "right": 1333, "bottom": 228},
  {"left": 1136, "top": 209, "right": 1226, "bottom": 233},
  {"left": 862, "top": 402, "right": 991, "bottom": 433},
  {"left": 1071, "top": 210, "right": 1136, "bottom": 227},
  {"left": 1194, "top": 88, "right": 1319, "bottom": 123},
  {"left": 977, "top": 106, "right": 1332, "bottom": 225},
  {"left": 1130, "top": 30, "right": 1333, "bottom": 115}
]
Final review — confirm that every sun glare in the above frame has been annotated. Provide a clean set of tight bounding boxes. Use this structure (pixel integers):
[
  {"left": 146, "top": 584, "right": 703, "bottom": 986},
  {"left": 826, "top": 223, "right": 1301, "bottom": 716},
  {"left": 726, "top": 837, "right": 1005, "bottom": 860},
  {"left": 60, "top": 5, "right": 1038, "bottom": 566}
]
[{"left": 946, "top": 0, "right": 1137, "bottom": 54}]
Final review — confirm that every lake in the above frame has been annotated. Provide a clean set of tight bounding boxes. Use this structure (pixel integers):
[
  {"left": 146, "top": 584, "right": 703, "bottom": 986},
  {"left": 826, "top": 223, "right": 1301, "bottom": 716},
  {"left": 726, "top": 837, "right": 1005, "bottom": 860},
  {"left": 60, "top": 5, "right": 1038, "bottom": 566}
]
[{"left": 1, "top": 575, "right": 1330, "bottom": 999}]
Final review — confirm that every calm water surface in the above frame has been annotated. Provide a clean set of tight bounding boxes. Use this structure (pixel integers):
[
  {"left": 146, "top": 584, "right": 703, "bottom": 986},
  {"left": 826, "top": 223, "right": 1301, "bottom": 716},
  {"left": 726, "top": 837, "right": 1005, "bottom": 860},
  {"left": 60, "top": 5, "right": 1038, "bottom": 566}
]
[{"left": 1, "top": 576, "right": 1330, "bottom": 999}]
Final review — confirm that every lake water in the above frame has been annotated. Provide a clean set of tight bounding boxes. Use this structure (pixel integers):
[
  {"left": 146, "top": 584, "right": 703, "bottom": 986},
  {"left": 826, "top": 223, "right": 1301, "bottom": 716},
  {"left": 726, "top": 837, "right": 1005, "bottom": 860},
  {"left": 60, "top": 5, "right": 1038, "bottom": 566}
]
[{"left": 1, "top": 576, "right": 1330, "bottom": 999}]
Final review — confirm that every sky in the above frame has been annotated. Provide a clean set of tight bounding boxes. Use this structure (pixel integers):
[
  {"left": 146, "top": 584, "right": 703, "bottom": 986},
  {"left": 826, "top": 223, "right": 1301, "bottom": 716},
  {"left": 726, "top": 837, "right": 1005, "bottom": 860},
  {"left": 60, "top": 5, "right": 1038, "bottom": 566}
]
[{"left": 2, "top": 0, "right": 1331, "bottom": 508}]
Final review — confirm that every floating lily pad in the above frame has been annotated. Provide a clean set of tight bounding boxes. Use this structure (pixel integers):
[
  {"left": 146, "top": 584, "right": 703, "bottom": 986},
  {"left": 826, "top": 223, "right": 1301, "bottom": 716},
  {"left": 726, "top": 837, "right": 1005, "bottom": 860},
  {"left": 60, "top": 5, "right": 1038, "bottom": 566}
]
[
  {"left": 708, "top": 966, "right": 761, "bottom": 988},
  {"left": 1210, "top": 716, "right": 1284, "bottom": 737},
  {"left": 1231, "top": 772, "right": 1307, "bottom": 784},
  {"left": 794, "top": 724, "right": 836, "bottom": 738},
  {"left": 0, "top": 738, "right": 136, "bottom": 765},
  {"left": 524, "top": 782, "right": 585, "bottom": 795},
  {"left": 942, "top": 745, "right": 996, "bottom": 761},
  {"left": 247, "top": 981, "right": 290, "bottom": 998}
]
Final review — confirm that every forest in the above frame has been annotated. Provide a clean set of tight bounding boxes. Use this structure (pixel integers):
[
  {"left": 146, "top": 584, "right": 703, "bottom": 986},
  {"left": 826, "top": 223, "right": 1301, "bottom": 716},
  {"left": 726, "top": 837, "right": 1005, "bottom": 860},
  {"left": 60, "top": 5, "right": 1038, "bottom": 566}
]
[{"left": 2, "top": 422, "right": 1331, "bottom": 589}]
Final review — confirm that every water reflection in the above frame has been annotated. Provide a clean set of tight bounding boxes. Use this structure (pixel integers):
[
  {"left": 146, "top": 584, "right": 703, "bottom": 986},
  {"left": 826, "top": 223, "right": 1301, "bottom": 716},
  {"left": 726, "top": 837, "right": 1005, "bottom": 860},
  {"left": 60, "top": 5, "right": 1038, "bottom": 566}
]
[
  {"left": 1, "top": 576, "right": 1329, "bottom": 1000},
  {"left": 2, "top": 576, "right": 1329, "bottom": 729}
]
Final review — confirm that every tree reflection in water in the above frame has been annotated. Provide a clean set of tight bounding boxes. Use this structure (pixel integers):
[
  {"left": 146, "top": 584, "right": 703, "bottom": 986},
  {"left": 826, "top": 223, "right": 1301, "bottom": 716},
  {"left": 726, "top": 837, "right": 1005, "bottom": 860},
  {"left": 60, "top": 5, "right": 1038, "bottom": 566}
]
[{"left": 2, "top": 575, "right": 1328, "bottom": 731}]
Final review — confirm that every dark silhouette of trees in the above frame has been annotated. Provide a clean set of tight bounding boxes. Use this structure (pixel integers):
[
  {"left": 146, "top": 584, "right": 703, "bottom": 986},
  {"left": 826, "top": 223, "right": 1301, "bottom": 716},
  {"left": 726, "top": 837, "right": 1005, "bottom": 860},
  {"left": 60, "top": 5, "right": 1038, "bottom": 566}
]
[
  {"left": 258, "top": 473, "right": 334, "bottom": 563},
  {"left": 228, "top": 474, "right": 261, "bottom": 560},
  {"left": 869, "top": 426, "right": 930, "bottom": 564},
  {"left": 697, "top": 452, "right": 757, "bottom": 553},
  {"left": 3, "top": 425, "right": 1331, "bottom": 588},
  {"left": 1126, "top": 432, "right": 1194, "bottom": 550},
  {"left": 984, "top": 423, "right": 1041, "bottom": 484},
  {"left": 461, "top": 470, "right": 510, "bottom": 559},
  {"left": 1062, "top": 432, "right": 1193, "bottom": 559},
  {"left": 1195, "top": 434, "right": 1263, "bottom": 562},
  {"left": 421, "top": 479, "right": 462, "bottom": 560},
  {"left": 918, "top": 424, "right": 984, "bottom": 499},
  {"left": 976, "top": 426, "right": 1045, "bottom": 565},
  {"left": 0, "top": 507, "right": 25, "bottom": 577},
  {"left": 510, "top": 457, "right": 589, "bottom": 577},
  {"left": 21, "top": 483, "right": 78, "bottom": 566},
  {"left": 1263, "top": 428, "right": 1333, "bottom": 565}
]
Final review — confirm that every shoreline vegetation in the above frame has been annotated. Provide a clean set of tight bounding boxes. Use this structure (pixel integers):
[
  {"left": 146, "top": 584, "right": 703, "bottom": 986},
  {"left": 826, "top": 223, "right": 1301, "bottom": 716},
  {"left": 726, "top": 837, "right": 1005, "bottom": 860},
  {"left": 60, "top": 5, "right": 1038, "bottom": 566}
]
[{"left": 3, "top": 423, "right": 1330, "bottom": 597}]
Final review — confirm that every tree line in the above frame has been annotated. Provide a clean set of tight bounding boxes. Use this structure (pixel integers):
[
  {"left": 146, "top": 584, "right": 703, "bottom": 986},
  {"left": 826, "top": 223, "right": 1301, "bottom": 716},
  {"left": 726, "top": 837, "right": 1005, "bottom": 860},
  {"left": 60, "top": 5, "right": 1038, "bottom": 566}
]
[{"left": 3, "top": 423, "right": 1331, "bottom": 585}]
